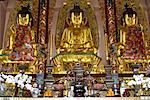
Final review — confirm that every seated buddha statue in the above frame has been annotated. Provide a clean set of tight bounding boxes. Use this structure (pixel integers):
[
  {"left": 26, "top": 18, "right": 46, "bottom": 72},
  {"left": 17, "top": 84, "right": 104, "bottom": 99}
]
[
  {"left": 118, "top": 4, "right": 147, "bottom": 72},
  {"left": 52, "top": 5, "right": 101, "bottom": 74},
  {"left": 57, "top": 5, "right": 97, "bottom": 54},
  {"left": 8, "top": 5, "right": 35, "bottom": 61}
]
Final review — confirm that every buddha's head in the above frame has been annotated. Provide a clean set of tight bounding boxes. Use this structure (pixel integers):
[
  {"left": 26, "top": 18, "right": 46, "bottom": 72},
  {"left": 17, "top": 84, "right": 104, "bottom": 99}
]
[
  {"left": 70, "top": 5, "right": 83, "bottom": 27},
  {"left": 17, "top": 5, "right": 32, "bottom": 26},
  {"left": 123, "top": 4, "right": 137, "bottom": 26}
]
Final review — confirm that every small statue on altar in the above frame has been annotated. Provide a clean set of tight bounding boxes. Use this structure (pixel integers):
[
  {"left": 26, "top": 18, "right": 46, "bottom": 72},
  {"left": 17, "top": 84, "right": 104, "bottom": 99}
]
[
  {"left": 57, "top": 5, "right": 97, "bottom": 54},
  {"left": 106, "top": 88, "right": 115, "bottom": 97},
  {"left": 87, "top": 80, "right": 92, "bottom": 96},
  {"left": 44, "top": 86, "right": 53, "bottom": 97},
  {"left": 63, "top": 79, "right": 70, "bottom": 97},
  {"left": 9, "top": 5, "right": 35, "bottom": 61},
  {"left": 68, "top": 85, "right": 74, "bottom": 97}
]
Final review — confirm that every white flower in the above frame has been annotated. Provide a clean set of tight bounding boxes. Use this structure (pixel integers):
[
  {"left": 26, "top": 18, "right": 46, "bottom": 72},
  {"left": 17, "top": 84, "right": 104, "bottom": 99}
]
[
  {"left": 140, "top": 74, "right": 144, "bottom": 77},
  {"left": 17, "top": 80, "right": 24, "bottom": 89},
  {"left": 25, "top": 83, "right": 33, "bottom": 91},
  {"left": 6, "top": 77, "right": 13, "bottom": 83},
  {"left": 23, "top": 74, "right": 28, "bottom": 79},
  {"left": 136, "top": 81, "right": 142, "bottom": 85},
  {"left": 0, "top": 75, "right": 4, "bottom": 82},
  {"left": 20, "top": 83, "right": 24, "bottom": 89},
  {"left": 148, "top": 81, "right": 150, "bottom": 88},
  {"left": 142, "top": 83, "right": 147, "bottom": 88},
  {"left": 133, "top": 74, "right": 144, "bottom": 84},
  {"left": 31, "top": 87, "right": 34, "bottom": 92},
  {"left": 15, "top": 74, "right": 22, "bottom": 82},
  {"left": 15, "top": 73, "right": 22, "bottom": 78},
  {"left": 1, "top": 74, "right": 8, "bottom": 79},
  {"left": 142, "top": 79, "right": 148, "bottom": 83},
  {"left": 26, "top": 76, "right": 32, "bottom": 83},
  {"left": 128, "top": 80, "right": 135, "bottom": 86}
]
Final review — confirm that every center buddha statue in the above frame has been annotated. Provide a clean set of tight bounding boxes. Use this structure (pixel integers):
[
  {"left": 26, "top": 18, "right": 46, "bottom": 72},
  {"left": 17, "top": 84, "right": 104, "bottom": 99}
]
[
  {"left": 52, "top": 5, "right": 101, "bottom": 74},
  {"left": 57, "top": 5, "right": 96, "bottom": 54}
]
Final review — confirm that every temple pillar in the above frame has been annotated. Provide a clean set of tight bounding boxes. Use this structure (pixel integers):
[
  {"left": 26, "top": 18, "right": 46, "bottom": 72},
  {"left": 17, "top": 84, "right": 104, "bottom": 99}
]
[
  {"left": 0, "top": 1, "right": 8, "bottom": 49},
  {"left": 48, "top": 0, "right": 64, "bottom": 64},
  {"left": 140, "top": 0, "right": 150, "bottom": 32},
  {"left": 2, "top": 0, "right": 16, "bottom": 49}
]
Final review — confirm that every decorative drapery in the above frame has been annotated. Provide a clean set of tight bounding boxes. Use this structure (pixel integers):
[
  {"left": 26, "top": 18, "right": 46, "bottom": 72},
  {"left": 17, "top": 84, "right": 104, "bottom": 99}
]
[
  {"left": 124, "top": 26, "right": 146, "bottom": 60},
  {"left": 37, "top": 0, "right": 49, "bottom": 44},
  {"left": 105, "top": 0, "right": 118, "bottom": 65}
]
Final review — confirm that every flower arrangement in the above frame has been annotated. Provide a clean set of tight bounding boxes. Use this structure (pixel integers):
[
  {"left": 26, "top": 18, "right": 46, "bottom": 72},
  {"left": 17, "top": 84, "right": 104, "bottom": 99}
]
[
  {"left": 0, "top": 73, "right": 40, "bottom": 97},
  {"left": 127, "top": 74, "right": 150, "bottom": 89},
  {"left": 5, "top": 82, "right": 16, "bottom": 96}
]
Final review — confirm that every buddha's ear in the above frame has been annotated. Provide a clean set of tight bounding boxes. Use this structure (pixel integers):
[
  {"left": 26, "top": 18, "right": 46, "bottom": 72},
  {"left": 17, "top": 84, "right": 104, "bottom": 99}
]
[
  {"left": 66, "top": 17, "right": 72, "bottom": 26},
  {"left": 135, "top": 17, "right": 138, "bottom": 25},
  {"left": 121, "top": 17, "right": 125, "bottom": 26},
  {"left": 82, "top": 17, "right": 87, "bottom": 26}
]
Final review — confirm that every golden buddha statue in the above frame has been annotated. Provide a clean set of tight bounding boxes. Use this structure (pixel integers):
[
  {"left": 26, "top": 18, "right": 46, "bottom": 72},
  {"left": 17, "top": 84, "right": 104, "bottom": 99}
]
[
  {"left": 1, "top": 6, "right": 34, "bottom": 59},
  {"left": 52, "top": 5, "right": 101, "bottom": 74},
  {"left": 0, "top": 5, "right": 37, "bottom": 74},
  {"left": 9, "top": 5, "right": 35, "bottom": 61},
  {"left": 57, "top": 5, "right": 97, "bottom": 54},
  {"left": 44, "top": 87, "right": 53, "bottom": 97},
  {"left": 118, "top": 4, "right": 147, "bottom": 72}
]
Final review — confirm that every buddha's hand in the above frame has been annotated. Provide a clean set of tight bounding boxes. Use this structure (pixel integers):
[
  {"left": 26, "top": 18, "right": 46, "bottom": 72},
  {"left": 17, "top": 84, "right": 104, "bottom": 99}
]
[
  {"left": 93, "top": 48, "right": 98, "bottom": 54},
  {"left": 117, "top": 43, "right": 125, "bottom": 56},
  {"left": 61, "top": 42, "right": 71, "bottom": 48},
  {"left": 84, "top": 42, "right": 91, "bottom": 48},
  {"left": 0, "top": 49, "right": 3, "bottom": 54},
  {"left": 10, "top": 25, "right": 16, "bottom": 34},
  {"left": 57, "top": 48, "right": 60, "bottom": 54},
  {"left": 139, "top": 24, "right": 143, "bottom": 31}
]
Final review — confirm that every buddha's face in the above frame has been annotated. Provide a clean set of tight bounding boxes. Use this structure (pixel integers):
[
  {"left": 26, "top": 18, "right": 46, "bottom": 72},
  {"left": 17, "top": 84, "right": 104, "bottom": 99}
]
[
  {"left": 18, "top": 14, "right": 30, "bottom": 26},
  {"left": 125, "top": 14, "right": 136, "bottom": 26},
  {"left": 71, "top": 12, "right": 82, "bottom": 26}
]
